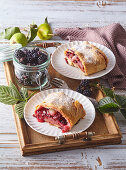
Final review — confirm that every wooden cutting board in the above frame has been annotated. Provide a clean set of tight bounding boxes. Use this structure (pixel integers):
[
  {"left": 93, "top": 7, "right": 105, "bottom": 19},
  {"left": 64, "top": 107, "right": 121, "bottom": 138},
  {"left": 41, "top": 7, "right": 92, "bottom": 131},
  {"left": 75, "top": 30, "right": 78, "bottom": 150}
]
[{"left": 3, "top": 61, "right": 122, "bottom": 156}]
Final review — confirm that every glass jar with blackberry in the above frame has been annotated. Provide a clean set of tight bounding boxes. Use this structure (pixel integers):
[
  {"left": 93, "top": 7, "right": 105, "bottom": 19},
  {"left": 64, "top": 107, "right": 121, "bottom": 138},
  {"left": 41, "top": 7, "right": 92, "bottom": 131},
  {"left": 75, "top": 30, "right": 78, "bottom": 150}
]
[{"left": 13, "top": 46, "right": 50, "bottom": 90}]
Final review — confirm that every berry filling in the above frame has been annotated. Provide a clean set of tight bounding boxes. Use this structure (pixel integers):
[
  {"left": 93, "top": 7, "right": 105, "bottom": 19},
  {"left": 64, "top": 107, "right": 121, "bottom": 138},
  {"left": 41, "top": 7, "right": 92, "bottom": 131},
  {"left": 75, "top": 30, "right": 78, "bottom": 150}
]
[
  {"left": 33, "top": 106, "right": 70, "bottom": 133},
  {"left": 65, "top": 49, "right": 75, "bottom": 59},
  {"left": 65, "top": 50, "right": 84, "bottom": 72}
]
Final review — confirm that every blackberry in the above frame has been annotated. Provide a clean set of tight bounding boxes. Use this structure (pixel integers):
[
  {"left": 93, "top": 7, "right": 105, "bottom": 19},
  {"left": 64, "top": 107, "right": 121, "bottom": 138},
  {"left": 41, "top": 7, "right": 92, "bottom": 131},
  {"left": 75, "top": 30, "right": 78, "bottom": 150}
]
[
  {"left": 19, "top": 57, "right": 27, "bottom": 64},
  {"left": 37, "top": 56, "right": 45, "bottom": 65},
  {"left": 78, "top": 84, "right": 85, "bottom": 91},
  {"left": 16, "top": 49, "right": 25, "bottom": 58},
  {"left": 38, "top": 54, "right": 47, "bottom": 64},
  {"left": 23, "top": 77, "right": 33, "bottom": 86},
  {"left": 37, "top": 51, "right": 41, "bottom": 56},
  {"left": 80, "top": 79, "right": 90, "bottom": 88},
  {"left": 27, "top": 53, "right": 32, "bottom": 59},
  {"left": 17, "top": 72, "right": 32, "bottom": 86},
  {"left": 32, "top": 53, "right": 36, "bottom": 58},
  {"left": 18, "top": 77, "right": 24, "bottom": 84},
  {"left": 27, "top": 57, "right": 33, "bottom": 63},
  {"left": 23, "top": 48, "right": 28, "bottom": 53},
  {"left": 83, "top": 89, "right": 92, "bottom": 97},
  {"left": 76, "top": 86, "right": 84, "bottom": 94}
]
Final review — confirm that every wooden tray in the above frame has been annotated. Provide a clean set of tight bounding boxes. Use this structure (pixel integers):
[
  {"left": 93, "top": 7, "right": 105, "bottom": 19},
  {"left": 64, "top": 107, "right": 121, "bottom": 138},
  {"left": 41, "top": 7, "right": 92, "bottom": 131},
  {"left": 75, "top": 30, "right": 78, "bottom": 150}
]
[{"left": 3, "top": 61, "right": 122, "bottom": 156}]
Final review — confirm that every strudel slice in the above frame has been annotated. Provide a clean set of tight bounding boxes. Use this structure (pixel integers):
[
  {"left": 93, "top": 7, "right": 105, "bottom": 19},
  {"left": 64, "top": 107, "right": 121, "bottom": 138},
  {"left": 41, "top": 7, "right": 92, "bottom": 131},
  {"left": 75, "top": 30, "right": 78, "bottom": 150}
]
[
  {"left": 33, "top": 92, "right": 86, "bottom": 133},
  {"left": 64, "top": 41, "right": 108, "bottom": 75}
]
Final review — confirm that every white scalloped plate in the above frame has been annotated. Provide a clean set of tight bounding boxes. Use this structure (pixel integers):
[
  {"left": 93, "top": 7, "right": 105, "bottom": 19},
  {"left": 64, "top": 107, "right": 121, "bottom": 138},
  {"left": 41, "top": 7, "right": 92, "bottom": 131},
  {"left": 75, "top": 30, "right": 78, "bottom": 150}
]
[
  {"left": 51, "top": 41, "right": 116, "bottom": 79},
  {"left": 24, "top": 89, "right": 95, "bottom": 137}
]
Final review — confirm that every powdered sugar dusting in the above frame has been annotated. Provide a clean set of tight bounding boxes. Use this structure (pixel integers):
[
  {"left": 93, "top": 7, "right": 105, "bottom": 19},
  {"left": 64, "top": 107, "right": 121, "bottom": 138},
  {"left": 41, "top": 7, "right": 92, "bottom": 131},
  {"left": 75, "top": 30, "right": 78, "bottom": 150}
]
[
  {"left": 73, "top": 45, "right": 97, "bottom": 64},
  {"left": 42, "top": 92, "right": 74, "bottom": 110}
]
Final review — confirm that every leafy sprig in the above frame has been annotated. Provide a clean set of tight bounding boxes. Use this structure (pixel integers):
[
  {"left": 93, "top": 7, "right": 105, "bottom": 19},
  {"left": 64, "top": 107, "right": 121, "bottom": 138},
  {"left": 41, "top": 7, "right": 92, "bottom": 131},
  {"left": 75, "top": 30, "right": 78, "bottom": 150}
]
[
  {"left": 92, "top": 82, "right": 126, "bottom": 119},
  {"left": 27, "top": 23, "right": 38, "bottom": 43},
  {"left": 0, "top": 24, "right": 38, "bottom": 43},
  {"left": 0, "top": 82, "right": 35, "bottom": 119},
  {"left": 0, "top": 27, "right": 20, "bottom": 40},
  {"left": 15, "top": 101, "right": 26, "bottom": 119}
]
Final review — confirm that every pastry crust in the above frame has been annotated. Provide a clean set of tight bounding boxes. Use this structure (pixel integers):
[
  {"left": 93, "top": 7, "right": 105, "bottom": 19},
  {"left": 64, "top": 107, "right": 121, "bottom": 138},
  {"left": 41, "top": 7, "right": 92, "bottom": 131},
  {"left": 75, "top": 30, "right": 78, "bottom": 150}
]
[
  {"left": 35, "top": 92, "right": 86, "bottom": 129},
  {"left": 64, "top": 41, "right": 108, "bottom": 75}
]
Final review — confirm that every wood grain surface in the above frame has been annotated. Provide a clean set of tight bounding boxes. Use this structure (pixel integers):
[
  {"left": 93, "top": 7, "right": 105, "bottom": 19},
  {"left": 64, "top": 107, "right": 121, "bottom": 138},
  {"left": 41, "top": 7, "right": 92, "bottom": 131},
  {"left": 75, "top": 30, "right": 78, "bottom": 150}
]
[{"left": 0, "top": 0, "right": 126, "bottom": 169}]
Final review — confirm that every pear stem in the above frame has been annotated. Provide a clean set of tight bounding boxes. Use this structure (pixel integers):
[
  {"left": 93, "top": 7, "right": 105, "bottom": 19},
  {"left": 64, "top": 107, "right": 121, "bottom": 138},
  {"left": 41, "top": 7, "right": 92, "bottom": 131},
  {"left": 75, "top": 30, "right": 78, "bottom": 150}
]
[
  {"left": 47, "top": 33, "right": 55, "bottom": 36},
  {"left": 45, "top": 17, "right": 48, "bottom": 24}
]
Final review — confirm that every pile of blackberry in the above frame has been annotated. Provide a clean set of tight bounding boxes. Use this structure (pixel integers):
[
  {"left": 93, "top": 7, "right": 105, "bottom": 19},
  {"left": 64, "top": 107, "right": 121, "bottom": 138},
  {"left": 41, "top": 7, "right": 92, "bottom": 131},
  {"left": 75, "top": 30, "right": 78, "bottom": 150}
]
[
  {"left": 76, "top": 79, "right": 92, "bottom": 97},
  {"left": 17, "top": 71, "right": 46, "bottom": 87},
  {"left": 16, "top": 47, "right": 48, "bottom": 66}
]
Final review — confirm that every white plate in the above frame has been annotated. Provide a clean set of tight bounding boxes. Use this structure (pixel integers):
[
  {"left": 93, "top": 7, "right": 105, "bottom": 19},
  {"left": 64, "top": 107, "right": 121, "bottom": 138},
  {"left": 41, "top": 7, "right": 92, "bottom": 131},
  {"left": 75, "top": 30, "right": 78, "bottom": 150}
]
[
  {"left": 24, "top": 88, "right": 95, "bottom": 137},
  {"left": 51, "top": 41, "right": 116, "bottom": 79}
]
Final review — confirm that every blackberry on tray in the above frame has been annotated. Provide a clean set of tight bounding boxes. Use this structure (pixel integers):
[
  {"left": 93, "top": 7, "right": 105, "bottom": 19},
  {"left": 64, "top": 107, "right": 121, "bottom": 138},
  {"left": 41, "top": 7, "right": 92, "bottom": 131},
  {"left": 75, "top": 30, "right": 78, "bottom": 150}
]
[
  {"left": 80, "top": 79, "right": 90, "bottom": 88},
  {"left": 82, "top": 89, "right": 92, "bottom": 97},
  {"left": 76, "top": 79, "right": 92, "bottom": 97}
]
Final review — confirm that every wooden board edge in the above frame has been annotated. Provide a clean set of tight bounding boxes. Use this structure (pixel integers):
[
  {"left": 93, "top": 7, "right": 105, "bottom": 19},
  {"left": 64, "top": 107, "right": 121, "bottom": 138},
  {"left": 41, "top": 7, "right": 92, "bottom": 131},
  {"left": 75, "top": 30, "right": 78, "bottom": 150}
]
[
  {"left": 22, "top": 136, "right": 121, "bottom": 156},
  {"left": 103, "top": 113, "right": 122, "bottom": 136},
  {"left": 21, "top": 133, "right": 121, "bottom": 156},
  {"left": 111, "top": 114, "right": 122, "bottom": 137},
  {"left": 96, "top": 90, "right": 122, "bottom": 136},
  {"left": 3, "top": 62, "right": 30, "bottom": 149}
]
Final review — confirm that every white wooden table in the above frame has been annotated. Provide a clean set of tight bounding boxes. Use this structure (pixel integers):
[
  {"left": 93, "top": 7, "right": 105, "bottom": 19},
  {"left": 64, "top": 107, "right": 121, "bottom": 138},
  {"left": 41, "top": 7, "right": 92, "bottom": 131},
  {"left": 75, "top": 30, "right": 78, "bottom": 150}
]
[{"left": 0, "top": 1, "right": 126, "bottom": 169}]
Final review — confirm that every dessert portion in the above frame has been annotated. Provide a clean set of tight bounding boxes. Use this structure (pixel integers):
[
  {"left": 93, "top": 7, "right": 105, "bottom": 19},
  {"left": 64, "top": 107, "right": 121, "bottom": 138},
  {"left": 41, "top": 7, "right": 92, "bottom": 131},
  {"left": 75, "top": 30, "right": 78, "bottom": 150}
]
[
  {"left": 64, "top": 41, "right": 108, "bottom": 75},
  {"left": 33, "top": 92, "right": 86, "bottom": 133}
]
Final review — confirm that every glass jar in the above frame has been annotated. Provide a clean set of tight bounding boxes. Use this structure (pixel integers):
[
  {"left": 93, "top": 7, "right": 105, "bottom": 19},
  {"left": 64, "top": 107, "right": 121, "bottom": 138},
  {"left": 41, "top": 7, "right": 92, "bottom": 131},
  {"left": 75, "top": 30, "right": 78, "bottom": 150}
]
[{"left": 13, "top": 46, "right": 50, "bottom": 90}]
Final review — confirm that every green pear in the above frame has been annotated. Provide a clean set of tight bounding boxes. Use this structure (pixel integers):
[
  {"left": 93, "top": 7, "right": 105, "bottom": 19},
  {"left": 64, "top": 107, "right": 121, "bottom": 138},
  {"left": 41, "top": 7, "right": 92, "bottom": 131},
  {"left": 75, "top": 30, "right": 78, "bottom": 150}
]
[
  {"left": 10, "top": 33, "right": 27, "bottom": 47},
  {"left": 37, "top": 17, "right": 53, "bottom": 40}
]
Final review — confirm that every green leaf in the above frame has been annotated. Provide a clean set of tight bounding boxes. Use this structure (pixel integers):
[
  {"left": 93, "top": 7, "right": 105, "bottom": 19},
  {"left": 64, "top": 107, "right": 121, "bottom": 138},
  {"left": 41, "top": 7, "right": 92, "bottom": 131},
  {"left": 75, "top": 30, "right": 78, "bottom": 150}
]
[
  {"left": 114, "top": 94, "right": 126, "bottom": 108},
  {"left": 98, "top": 96, "right": 114, "bottom": 105},
  {"left": 98, "top": 96, "right": 120, "bottom": 113},
  {"left": 9, "top": 82, "right": 24, "bottom": 101},
  {"left": 120, "top": 109, "right": 126, "bottom": 119},
  {"left": 15, "top": 101, "right": 26, "bottom": 119},
  {"left": 27, "top": 24, "right": 38, "bottom": 43},
  {"left": 103, "top": 87, "right": 114, "bottom": 99},
  {"left": 20, "top": 87, "right": 28, "bottom": 100},
  {"left": 98, "top": 103, "right": 119, "bottom": 113},
  {"left": 0, "top": 85, "right": 21, "bottom": 105},
  {"left": 4, "top": 27, "right": 21, "bottom": 40}
]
